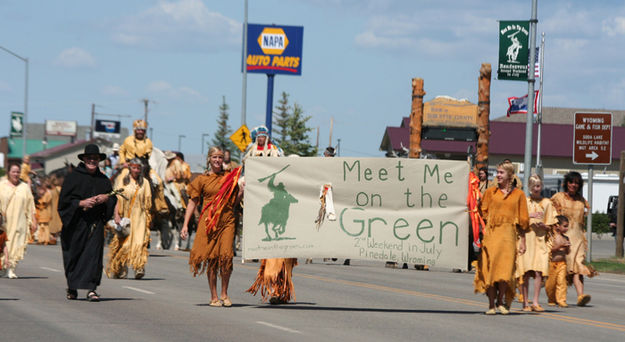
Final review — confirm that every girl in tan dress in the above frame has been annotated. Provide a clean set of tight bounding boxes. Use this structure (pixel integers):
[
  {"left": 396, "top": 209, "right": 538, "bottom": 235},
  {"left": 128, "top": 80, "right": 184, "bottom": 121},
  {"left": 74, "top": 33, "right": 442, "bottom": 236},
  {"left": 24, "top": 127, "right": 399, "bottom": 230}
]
[
  {"left": 181, "top": 147, "right": 241, "bottom": 307},
  {"left": 474, "top": 162, "right": 529, "bottom": 315},
  {"left": 107, "top": 158, "right": 152, "bottom": 279},
  {"left": 516, "top": 174, "right": 557, "bottom": 312},
  {"left": 550, "top": 171, "right": 595, "bottom": 306}
]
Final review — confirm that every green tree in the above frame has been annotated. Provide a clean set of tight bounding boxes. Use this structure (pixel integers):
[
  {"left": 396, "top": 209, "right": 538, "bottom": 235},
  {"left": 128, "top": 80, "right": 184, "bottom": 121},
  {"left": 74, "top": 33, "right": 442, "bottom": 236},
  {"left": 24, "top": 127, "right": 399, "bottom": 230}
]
[
  {"left": 281, "top": 102, "right": 318, "bottom": 156},
  {"left": 272, "top": 92, "right": 291, "bottom": 147},
  {"left": 211, "top": 96, "right": 239, "bottom": 162}
]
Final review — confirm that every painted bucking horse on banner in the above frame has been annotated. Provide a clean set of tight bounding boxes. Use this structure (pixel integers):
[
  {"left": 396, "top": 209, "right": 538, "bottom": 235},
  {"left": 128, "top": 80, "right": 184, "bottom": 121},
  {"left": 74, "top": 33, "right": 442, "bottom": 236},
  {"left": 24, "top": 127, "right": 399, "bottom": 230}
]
[{"left": 258, "top": 165, "right": 298, "bottom": 241}]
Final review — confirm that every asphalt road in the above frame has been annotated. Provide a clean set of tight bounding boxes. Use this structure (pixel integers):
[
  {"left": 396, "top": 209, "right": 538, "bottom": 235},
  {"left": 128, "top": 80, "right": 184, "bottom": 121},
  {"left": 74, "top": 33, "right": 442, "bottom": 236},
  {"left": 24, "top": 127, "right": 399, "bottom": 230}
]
[{"left": 2, "top": 235, "right": 624, "bottom": 341}]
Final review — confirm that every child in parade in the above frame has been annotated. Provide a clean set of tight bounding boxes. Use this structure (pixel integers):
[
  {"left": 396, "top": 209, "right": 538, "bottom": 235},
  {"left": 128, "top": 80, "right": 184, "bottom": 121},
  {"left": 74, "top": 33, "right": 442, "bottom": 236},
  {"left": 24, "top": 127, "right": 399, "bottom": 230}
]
[{"left": 545, "top": 215, "right": 571, "bottom": 307}]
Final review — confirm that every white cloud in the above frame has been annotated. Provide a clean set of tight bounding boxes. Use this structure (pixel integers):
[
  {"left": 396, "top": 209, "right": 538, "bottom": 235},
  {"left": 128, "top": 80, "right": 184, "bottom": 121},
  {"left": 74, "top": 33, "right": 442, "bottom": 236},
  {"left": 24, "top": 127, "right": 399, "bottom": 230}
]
[
  {"left": 112, "top": 0, "right": 241, "bottom": 52},
  {"left": 602, "top": 17, "right": 625, "bottom": 36},
  {"left": 146, "top": 80, "right": 207, "bottom": 101},
  {"left": 54, "top": 47, "right": 96, "bottom": 68},
  {"left": 101, "top": 85, "right": 128, "bottom": 96}
]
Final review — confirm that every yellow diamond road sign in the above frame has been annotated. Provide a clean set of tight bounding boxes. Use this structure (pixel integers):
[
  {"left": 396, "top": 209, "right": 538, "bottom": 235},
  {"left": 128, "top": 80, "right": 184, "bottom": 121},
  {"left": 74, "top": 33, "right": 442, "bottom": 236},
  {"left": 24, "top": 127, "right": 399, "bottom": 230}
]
[
  {"left": 230, "top": 125, "right": 252, "bottom": 152},
  {"left": 258, "top": 27, "right": 289, "bottom": 55}
]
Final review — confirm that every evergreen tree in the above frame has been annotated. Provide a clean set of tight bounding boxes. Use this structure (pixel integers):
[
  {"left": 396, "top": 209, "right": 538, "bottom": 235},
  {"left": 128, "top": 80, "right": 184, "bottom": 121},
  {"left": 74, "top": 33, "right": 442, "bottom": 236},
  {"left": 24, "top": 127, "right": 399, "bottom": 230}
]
[
  {"left": 272, "top": 92, "right": 291, "bottom": 147},
  {"left": 211, "top": 96, "right": 240, "bottom": 162},
  {"left": 282, "top": 102, "right": 318, "bottom": 156}
]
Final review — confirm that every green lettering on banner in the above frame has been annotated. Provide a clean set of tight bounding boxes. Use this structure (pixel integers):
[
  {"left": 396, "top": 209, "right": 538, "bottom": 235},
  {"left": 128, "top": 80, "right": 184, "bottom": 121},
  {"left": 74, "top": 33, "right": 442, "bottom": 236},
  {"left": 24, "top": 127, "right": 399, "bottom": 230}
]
[
  {"left": 444, "top": 172, "right": 453, "bottom": 184},
  {"left": 404, "top": 188, "right": 415, "bottom": 208},
  {"left": 343, "top": 160, "right": 360, "bottom": 181},
  {"left": 416, "top": 219, "right": 434, "bottom": 243},
  {"left": 424, "top": 164, "right": 440, "bottom": 184},
  {"left": 368, "top": 217, "right": 387, "bottom": 238},
  {"left": 340, "top": 207, "right": 365, "bottom": 236},
  {"left": 438, "top": 193, "right": 448, "bottom": 208},
  {"left": 395, "top": 160, "right": 405, "bottom": 181},
  {"left": 393, "top": 218, "right": 410, "bottom": 240},
  {"left": 379, "top": 168, "right": 388, "bottom": 181},
  {"left": 440, "top": 221, "right": 459, "bottom": 246}
]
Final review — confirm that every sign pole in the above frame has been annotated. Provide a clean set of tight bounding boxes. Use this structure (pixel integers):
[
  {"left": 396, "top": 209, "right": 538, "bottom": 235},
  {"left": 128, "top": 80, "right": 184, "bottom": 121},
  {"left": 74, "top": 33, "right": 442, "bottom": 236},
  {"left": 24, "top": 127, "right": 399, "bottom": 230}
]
[
  {"left": 587, "top": 165, "right": 593, "bottom": 263},
  {"left": 241, "top": 0, "right": 248, "bottom": 126},
  {"left": 265, "top": 74, "right": 275, "bottom": 137},
  {"left": 523, "top": 0, "right": 538, "bottom": 194},
  {"left": 617, "top": 150, "right": 625, "bottom": 258}
]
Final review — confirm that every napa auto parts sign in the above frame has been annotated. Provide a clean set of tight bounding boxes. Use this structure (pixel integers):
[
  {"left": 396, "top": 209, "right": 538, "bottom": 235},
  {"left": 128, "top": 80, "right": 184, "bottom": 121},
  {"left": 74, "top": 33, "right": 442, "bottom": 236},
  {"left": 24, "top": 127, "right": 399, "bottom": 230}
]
[{"left": 246, "top": 23, "right": 303, "bottom": 76}]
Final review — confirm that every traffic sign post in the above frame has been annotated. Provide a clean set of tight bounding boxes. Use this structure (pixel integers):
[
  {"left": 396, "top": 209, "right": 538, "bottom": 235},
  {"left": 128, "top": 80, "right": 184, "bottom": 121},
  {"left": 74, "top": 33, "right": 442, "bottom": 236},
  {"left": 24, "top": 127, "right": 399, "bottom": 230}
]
[{"left": 572, "top": 112, "right": 613, "bottom": 263}]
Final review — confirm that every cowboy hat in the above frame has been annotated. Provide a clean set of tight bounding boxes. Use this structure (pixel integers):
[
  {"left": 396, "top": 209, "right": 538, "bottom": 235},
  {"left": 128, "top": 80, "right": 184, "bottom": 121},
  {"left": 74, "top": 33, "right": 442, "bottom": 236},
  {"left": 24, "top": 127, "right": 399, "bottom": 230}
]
[{"left": 78, "top": 144, "right": 107, "bottom": 162}]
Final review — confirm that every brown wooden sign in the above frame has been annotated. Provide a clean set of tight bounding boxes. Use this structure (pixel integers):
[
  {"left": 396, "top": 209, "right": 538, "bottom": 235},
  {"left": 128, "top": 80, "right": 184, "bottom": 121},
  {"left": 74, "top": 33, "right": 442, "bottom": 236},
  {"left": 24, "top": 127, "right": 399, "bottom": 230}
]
[{"left": 573, "top": 112, "right": 612, "bottom": 165}]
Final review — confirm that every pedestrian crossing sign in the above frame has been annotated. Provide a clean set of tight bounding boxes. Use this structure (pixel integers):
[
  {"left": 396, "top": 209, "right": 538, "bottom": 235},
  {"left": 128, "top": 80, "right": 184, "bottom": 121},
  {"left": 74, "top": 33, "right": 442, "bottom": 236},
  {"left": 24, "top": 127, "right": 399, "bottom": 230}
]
[{"left": 230, "top": 125, "right": 252, "bottom": 152}]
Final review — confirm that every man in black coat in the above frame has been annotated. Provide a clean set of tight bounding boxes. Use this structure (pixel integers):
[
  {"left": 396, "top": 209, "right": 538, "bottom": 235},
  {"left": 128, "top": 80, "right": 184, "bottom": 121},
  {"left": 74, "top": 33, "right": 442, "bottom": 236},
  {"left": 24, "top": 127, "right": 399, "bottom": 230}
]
[{"left": 59, "top": 144, "right": 117, "bottom": 301}]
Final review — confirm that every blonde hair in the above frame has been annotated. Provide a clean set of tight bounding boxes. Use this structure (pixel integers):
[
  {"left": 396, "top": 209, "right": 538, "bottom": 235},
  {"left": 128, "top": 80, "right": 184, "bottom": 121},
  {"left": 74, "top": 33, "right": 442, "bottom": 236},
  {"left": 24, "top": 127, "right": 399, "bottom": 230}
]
[
  {"left": 206, "top": 146, "right": 224, "bottom": 172},
  {"left": 528, "top": 174, "right": 543, "bottom": 188},
  {"left": 497, "top": 161, "right": 516, "bottom": 180}
]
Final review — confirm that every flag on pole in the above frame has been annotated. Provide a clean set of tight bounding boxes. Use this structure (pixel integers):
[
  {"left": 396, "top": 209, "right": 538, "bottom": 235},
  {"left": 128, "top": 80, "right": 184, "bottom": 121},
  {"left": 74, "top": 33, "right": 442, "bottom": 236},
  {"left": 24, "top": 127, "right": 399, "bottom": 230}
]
[{"left": 506, "top": 90, "right": 540, "bottom": 116}]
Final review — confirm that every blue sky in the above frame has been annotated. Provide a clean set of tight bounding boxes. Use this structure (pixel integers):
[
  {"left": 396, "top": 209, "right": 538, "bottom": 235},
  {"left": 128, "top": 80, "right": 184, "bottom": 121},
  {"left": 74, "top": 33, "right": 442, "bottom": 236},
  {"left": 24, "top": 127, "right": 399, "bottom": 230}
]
[{"left": 1, "top": 0, "right": 624, "bottom": 157}]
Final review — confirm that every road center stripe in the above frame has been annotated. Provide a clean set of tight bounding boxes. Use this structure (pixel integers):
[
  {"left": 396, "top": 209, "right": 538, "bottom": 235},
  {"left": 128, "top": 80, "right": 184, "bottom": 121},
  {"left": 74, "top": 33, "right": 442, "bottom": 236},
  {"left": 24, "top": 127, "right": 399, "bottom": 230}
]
[
  {"left": 40, "top": 266, "right": 61, "bottom": 272},
  {"left": 122, "top": 286, "right": 155, "bottom": 295},
  {"left": 256, "top": 321, "right": 302, "bottom": 334}
]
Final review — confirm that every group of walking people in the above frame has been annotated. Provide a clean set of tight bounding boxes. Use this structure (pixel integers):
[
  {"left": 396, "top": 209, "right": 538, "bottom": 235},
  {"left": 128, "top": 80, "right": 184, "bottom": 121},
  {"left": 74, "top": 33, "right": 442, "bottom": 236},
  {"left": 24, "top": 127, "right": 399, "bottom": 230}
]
[
  {"left": 474, "top": 161, "right": 596, "bottom": 314},
  {"left": 1, "top": 122, "right": 599, "bottom": 311}
]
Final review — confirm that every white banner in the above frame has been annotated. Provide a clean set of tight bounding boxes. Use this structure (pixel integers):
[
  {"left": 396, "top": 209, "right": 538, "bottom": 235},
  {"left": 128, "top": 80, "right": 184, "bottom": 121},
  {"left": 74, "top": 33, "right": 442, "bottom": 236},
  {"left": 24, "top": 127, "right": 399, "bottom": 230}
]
[{"left": 242, "top": 157, "right": 469, "bottom": 270}]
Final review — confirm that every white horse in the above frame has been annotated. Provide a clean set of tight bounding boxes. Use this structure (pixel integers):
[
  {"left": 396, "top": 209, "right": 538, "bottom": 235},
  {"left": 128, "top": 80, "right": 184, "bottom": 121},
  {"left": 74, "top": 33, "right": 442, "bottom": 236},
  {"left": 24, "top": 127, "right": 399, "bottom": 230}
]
[{"left": 149, "top": 147, "right": 185, "bottom": 250}]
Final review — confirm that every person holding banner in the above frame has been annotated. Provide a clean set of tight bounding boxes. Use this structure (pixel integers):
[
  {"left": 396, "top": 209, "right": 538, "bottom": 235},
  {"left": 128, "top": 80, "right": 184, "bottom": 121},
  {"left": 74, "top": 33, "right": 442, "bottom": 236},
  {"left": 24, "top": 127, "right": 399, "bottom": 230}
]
[
  {"left": 474, "top": 161, "right": 528, "bottom": 315},
  {"left": 181, "top": 147, "right": 241, "bottom": 307},
  {"left": 516, "top": 174, "right": 557, "bottom": 312},
  {"left": 550, "top": 171, "right": 596, "bottom": 307},
  {"left": 244, "top": 126, "right": 298, "bottom": 304}
]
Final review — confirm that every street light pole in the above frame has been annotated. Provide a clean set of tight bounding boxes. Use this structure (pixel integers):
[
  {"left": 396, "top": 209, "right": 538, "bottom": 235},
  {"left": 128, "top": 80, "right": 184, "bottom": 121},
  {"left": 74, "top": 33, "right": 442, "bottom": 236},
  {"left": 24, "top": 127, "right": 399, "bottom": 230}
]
[
  {"left": 178, "top": 134, "right": 186, "bottom": 152},
  {"left": 201, "top": 133, "right": 210, "bottom": 156},
  {"left": 0, "top": 46, "right": 28, "bottom": 158}
]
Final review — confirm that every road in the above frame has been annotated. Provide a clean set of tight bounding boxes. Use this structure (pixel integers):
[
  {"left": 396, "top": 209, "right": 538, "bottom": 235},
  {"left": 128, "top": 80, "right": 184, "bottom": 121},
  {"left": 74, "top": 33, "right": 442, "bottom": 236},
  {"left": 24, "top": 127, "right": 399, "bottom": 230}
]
[{"left": 2, "top": 235, "right": 624, "bottom": 341}]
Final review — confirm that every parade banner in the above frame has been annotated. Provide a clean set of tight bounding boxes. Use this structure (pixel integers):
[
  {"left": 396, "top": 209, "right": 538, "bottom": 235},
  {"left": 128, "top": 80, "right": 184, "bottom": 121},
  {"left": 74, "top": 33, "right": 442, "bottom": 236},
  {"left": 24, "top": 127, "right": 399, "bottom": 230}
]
[
  {"left": 497, "top": 20, "right": 529, "bottom": 81},
  {"left": 242, "top": 157, "right": 469, "bottom": 270}
]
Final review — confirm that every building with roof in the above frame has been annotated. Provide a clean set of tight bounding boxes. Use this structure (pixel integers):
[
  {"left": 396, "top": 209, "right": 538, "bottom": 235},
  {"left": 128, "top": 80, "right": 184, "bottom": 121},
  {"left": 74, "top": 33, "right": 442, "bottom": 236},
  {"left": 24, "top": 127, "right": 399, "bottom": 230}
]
[
  {"left": 1, "top": 122, "right": 128, "bottom": 170},
  {"left": 380, "top": 106, "right": 625, "bottom": 174}
]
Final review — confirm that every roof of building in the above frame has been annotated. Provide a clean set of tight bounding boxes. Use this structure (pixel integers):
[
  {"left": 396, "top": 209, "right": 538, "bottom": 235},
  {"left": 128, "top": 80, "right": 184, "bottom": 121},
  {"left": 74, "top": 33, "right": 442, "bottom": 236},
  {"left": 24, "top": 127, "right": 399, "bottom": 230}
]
[
  {"left": 30, "top": 139, "right": 102, "bottom": 159},
  {"left": 7, "top": 138, "right": 67, "bottom": 158}
]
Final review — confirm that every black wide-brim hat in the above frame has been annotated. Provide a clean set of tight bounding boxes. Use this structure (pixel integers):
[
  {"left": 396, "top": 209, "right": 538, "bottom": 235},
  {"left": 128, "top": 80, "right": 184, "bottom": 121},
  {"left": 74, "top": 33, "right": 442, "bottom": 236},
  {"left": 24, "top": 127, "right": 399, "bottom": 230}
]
[{"left": 78, "top": 144, "right": 107, "bottom": 162}]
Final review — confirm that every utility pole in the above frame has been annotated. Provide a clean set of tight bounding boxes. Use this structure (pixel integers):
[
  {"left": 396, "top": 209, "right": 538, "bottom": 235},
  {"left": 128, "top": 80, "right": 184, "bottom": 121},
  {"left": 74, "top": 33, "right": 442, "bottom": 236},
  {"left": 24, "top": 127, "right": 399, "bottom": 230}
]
[
  {"left": 178, "top": 134, "right": 186, "bottom": 151},
  {"left": 409, "top": 78, "right": 426, "bottom": 159},
  {"left": 476, "top": 63, "right": 491, "bottom": 173},
  {"left": 328, "top": 117, "right": 334, "bottom": 147},
  {"left": 90, "top": 103, "right": 95, "bottom": 140},
  {"left": 143, "top": 98, "right": 149, "bottom": 123}
]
